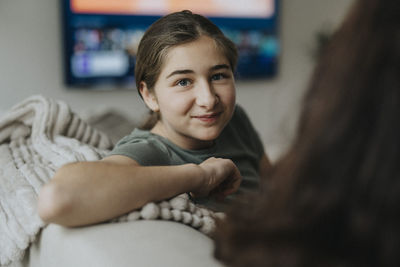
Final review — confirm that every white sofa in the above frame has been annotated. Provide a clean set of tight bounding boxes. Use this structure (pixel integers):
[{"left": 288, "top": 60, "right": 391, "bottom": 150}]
[{"left": 18, "top": 220, "right": 223, "bottom": 267}]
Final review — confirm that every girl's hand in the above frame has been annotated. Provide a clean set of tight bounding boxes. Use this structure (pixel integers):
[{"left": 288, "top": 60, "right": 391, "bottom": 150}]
[{"left": 192, "top": 157, "right": 242, "bottom": 198}]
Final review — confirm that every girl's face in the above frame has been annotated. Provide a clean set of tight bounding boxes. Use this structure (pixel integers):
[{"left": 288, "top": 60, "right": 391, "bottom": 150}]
[{"left": 142, "top": 35, "right": 236, "bottom": 150}]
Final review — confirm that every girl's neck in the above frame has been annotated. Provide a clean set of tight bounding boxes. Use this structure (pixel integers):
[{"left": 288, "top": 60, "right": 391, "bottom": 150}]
[{"left": 150, "top": 121, "right": 214, "bottom": 150}]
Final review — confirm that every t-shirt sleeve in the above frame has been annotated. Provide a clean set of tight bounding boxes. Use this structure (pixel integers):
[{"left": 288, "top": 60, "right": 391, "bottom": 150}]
[{"left": 108, "top": 135, "right": 171, "bottom": 166}]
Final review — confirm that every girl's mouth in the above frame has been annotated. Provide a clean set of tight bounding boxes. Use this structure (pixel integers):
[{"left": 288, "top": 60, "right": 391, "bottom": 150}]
[{"left": 192, "top": 112, "right": 221, "bottom": 123}]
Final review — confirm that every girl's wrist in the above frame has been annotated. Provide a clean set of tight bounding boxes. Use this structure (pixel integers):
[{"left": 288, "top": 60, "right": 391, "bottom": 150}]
[{"left": 184, "top": 163, "right": 206, "bottom": 195}]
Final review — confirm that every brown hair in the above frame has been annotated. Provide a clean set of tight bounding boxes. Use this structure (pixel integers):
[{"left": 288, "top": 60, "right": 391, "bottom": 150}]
[
  {"left": 214, "top": 0, "right": 400, "bottom": 266},
  {"left": 135, "top": 10, "right": 238, "bottom": 129}
]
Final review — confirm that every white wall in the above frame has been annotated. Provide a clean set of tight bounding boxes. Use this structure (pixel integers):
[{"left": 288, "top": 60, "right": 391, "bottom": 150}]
[{"left": 0, "top": 0, "right": 353, "bottom": 161}]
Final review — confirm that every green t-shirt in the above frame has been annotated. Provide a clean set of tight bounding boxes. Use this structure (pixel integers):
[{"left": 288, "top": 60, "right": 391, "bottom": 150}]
[{"left": 109, "top": 105, "right": 264, "bottom": 211}]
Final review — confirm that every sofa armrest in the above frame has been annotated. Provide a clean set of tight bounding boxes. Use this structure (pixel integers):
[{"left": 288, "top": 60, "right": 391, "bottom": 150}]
[{"left": 23, "top": 220, "right": 223, "bottom": 267}]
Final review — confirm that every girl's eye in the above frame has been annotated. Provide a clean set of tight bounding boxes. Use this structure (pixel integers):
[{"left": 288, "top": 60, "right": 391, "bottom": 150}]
[
  {"left": 211, "top": 73, "right": 228, "bottom": 81},
  {"left": 176, "top": 79, "right": 192, "bottom": 87}
]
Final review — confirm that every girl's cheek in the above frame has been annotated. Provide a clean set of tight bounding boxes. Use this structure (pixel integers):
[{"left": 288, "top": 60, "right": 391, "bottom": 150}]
[
  {"left": 168, "top": 93, "right": 194, "bottom": 110},
  {"left": 221, "top": 88, "right": 236, "bottom": 104}
]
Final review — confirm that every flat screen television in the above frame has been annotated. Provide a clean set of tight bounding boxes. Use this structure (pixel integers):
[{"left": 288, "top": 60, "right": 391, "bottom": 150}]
[{"left": 61, "top": 0, "right": 279, "bottom": 88}]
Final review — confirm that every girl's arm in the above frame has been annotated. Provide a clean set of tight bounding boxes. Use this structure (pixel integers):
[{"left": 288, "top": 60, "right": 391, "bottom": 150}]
[{"left": 37, "top": 155, "right": 241, "bottom": 227}]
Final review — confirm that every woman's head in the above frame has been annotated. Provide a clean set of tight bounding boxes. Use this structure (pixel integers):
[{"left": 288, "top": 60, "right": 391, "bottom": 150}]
[
  {"left": 214, "top": 0, "right": 400, "bottom": 265},
  {"left": 135, "top": 10, "right": 238, "bottom": 95}
]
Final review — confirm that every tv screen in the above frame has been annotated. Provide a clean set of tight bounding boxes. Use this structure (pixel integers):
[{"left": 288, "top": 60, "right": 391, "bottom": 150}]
[{"left": 62, "top": 0, "right": 279, "bottom": 88}]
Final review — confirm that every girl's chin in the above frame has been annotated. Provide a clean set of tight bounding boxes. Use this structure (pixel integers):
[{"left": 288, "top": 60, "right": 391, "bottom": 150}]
[{"left": 194, "top": 132, "right": 221, "bottom": 142}]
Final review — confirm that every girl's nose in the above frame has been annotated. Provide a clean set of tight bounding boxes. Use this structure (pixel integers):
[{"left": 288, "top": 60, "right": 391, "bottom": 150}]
[{"left": 195, "top": 83, "right": 219, "bottom": 109}]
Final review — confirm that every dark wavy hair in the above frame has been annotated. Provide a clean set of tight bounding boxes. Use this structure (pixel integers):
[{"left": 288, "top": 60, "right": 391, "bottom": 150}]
[{"left": 214, "top": 0, "right": 400, "bottom": 266}]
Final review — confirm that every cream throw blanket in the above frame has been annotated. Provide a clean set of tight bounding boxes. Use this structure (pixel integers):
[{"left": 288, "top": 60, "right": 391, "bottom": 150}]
[
  {"left": 0, "top": 95, "right": 222, "bottom": 266},
  {"left": 0, "top": 95, "right": 112, "bottom": 265}
]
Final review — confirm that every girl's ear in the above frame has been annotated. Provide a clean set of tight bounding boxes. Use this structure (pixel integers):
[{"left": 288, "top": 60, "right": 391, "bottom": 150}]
[{"left": 139, "top": 82, "right": 160, "bottom": 112}]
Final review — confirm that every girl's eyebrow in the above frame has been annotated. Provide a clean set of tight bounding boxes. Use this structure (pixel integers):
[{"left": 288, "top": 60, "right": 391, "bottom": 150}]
[
  {"left": 166, "top": 64, "right": 230, "bottom": 79},
  {"left": 166, "top": 69, "right": 194, "bottom": 79},
  {"left": 210, "top": 64, "right": 230, "bottom": 71}
]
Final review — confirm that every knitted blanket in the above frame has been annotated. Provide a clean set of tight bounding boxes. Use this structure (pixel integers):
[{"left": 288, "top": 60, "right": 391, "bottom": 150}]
[{"left": 0, "top": 95, "right": 222, "bottom": 266}]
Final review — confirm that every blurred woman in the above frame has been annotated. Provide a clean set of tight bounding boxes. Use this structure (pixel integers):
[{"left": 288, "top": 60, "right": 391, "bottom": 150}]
[{"left": 214, "top": 0, "right": 400, "bottom": 266}]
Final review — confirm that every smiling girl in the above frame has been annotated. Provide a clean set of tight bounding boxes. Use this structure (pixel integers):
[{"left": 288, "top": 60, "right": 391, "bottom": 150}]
[{"left": 37, "top": 10, "right": 271, "bottom": 226}]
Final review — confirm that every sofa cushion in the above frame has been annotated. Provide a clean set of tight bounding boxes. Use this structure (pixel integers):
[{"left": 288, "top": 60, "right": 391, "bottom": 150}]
[{"left": 24, "top": 220, "right": 223, "bottom": 267}]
